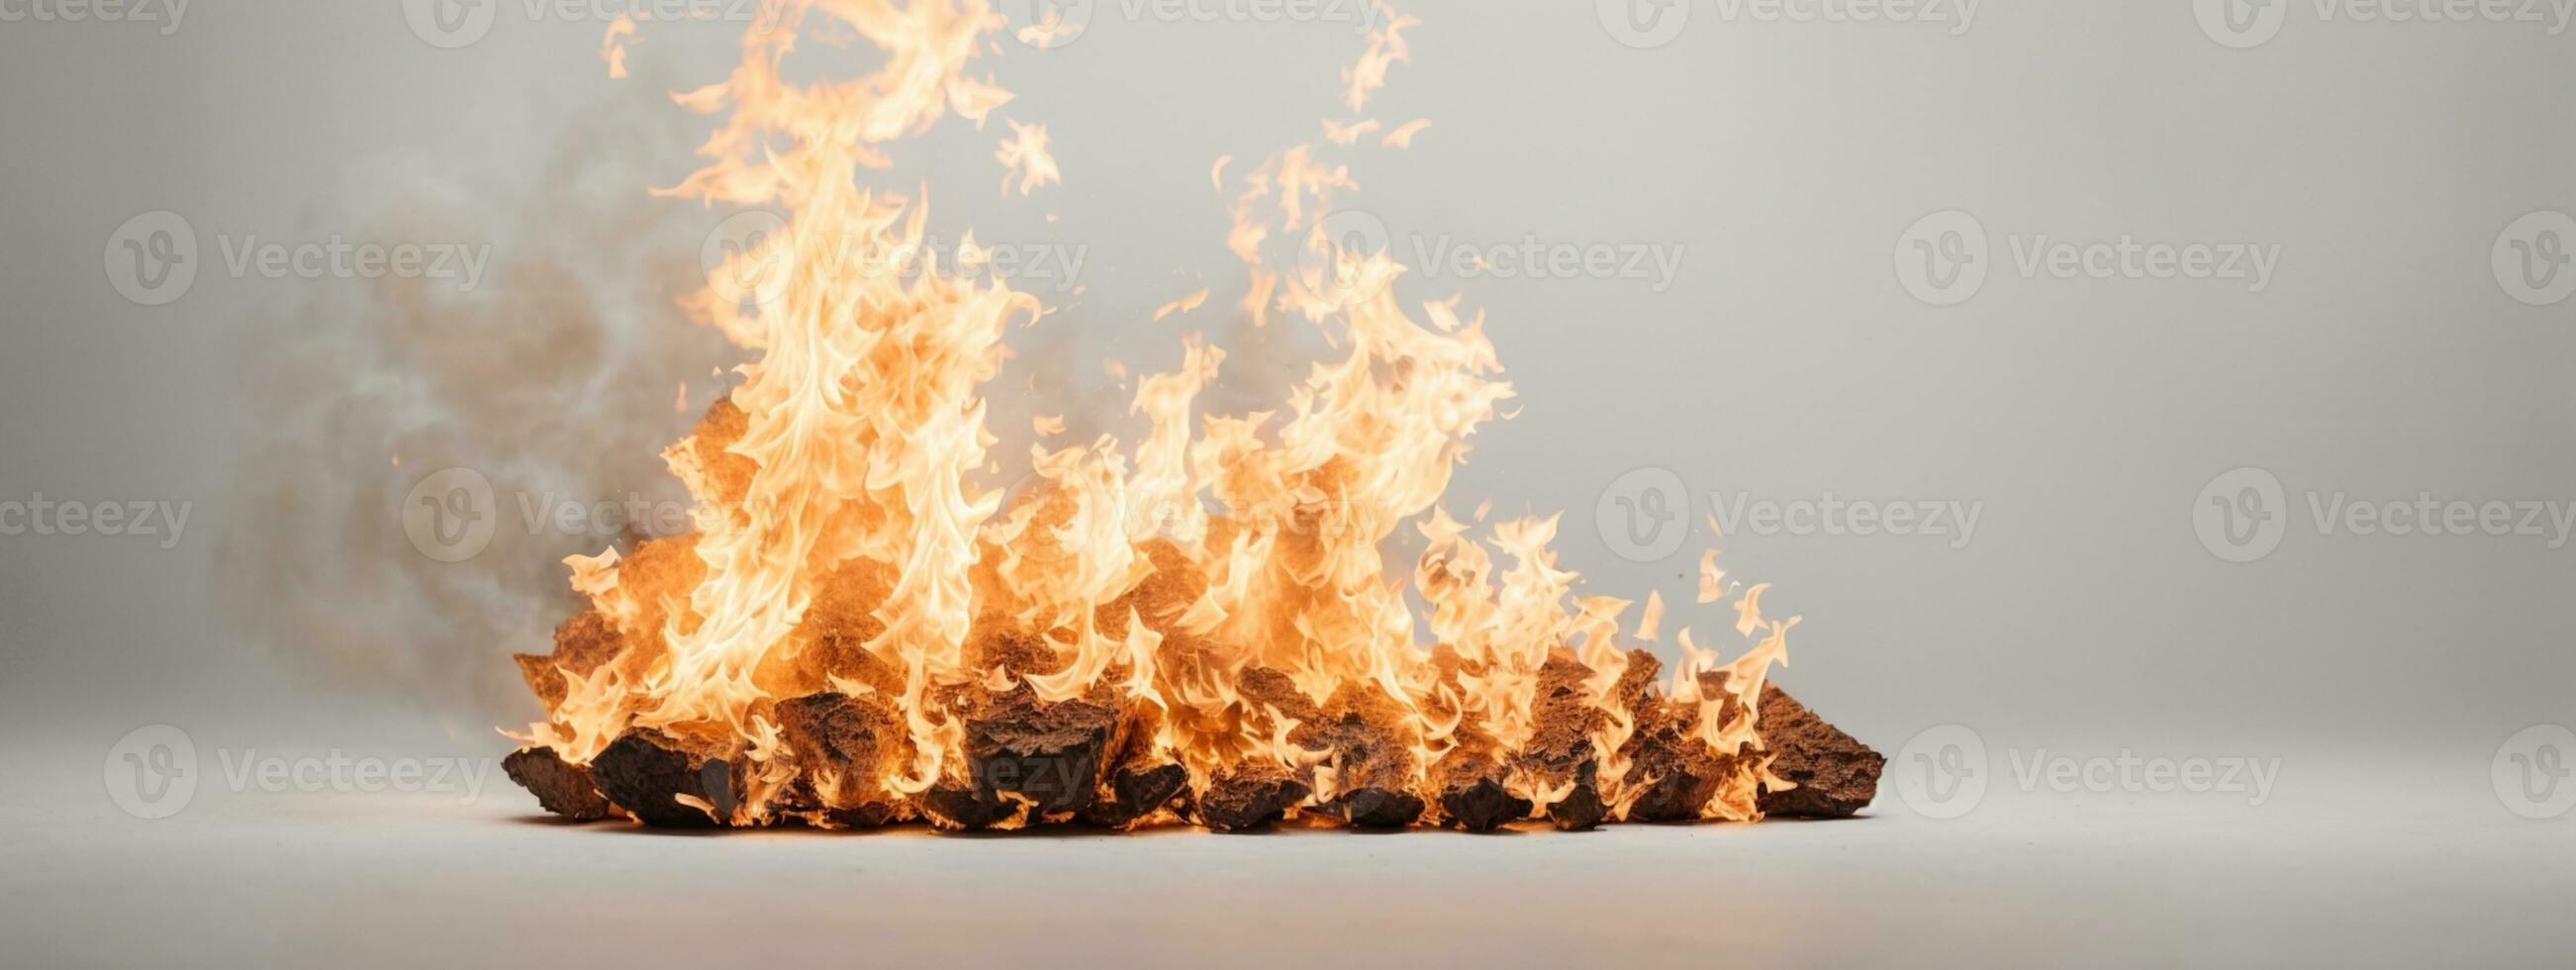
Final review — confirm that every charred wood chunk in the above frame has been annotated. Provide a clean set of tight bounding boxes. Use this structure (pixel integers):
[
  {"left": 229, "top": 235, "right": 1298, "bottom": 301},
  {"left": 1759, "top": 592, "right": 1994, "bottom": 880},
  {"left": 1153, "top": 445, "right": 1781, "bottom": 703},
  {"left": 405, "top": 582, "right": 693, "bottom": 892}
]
[
  {"left": 823, "top": 802, "right": 907, "bottom": 828},
  {"left": 761, "top": 777, "right": 906, "bottom": 828},
  {"left": 1545, "top": 770, "right": 1608, "bottom": 831},
  {"left": 1235, "top": 666, "right": 1323, "bottom": 725},
  {"left": 921, "top": 685, "right": 1122, "bottom": 829},
  {"left": 1611, "top": 648, "right": 1663, "bottom": 715},
  {"left": 966, "top": 688, "right": 1119, "bottom": 820},
  {"left": 589, "top": 728, "right": 738, "bottom": 828},
  {"left": 1619, "top": 702, "right": 1729, "bottom": 823},
  {"left": 773, "top": 691, "right": 907, "bottom": 824},
  {"left": 1081, "top": 760, "right": 1191, "bottom": 829},
  {"left": 1321, "top": 784, "right": 1424, "bottom": 829},
  {"left": 1298, "top": 687, "right": 1425, "bottom": 828},
  {"left": 1518, "top": 651, "right": 1609, "bottom": 830},
  {"left": 1431, "top": 755, "right": 1530, "bottom": 832},
  {"left": 1079, "top": 701, "right": 1188, "bottom": 828},
  {"left": 918, "top": 782, "right": 1021, "bottom": 831},
  {"left": 502, "top": 746, "right": 614, "bottom": 822},
  {"left": 775, "top": 692, "right": 902, "bottom": 772},
  {"left": 1197, "top": 764, "right": 1311, "bottom": 832},
  {"left": 1756, "top": 685, "right": 1885, "bottom": 818}
]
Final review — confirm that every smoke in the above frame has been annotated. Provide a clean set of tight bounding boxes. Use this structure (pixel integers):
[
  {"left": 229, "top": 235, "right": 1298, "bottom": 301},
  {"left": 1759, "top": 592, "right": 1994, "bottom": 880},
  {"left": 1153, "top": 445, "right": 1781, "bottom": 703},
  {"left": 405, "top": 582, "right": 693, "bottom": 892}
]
[{"left": 212, "top": 74, "right": 738, "bottom": 725}]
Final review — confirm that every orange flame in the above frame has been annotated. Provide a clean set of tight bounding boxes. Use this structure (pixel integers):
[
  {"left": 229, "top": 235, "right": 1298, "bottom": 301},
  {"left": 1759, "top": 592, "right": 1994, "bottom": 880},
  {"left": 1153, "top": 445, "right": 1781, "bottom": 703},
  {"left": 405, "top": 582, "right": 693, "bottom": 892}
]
[{"left": 508, "top": 0, "right": 1795, "bottom": 831}]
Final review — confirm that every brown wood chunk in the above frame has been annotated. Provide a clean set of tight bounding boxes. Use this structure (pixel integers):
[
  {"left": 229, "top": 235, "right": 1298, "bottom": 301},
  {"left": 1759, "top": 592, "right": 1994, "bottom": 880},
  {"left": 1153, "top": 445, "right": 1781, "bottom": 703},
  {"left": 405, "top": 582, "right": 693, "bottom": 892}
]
[
  {"left": 1197, "top": 764, "right": 1311, "bottom": 832},
  {"left": 1297, "top": 686, "right": 1424, "bottom": 828},
  {"left": 502, "top": 746, "right": 613, "bottom": 821},
  {"left": 773, "top": 691, "right": 907, "bottom": 824},
  {"left": 917, "top": 782, "right": 1020, "bottom": 830},
  {"left": 589, "top": 728, "right": 737, "bottom": 828},
  {"left": 966, "top": 688, "right": 1119, "bottom": 818},
  {"left": 1544, "top": 771, "right": 1608, "bottom": 830},
  {"left": 1431, "top": 754, "right": 1530, "bottom": 832},
  {"left": 1517, "top": 650, "right": 1614, "bottom": 830},
  {"left": 918, "top": 682, "right": 1121, "bottom": 830},
  {"left": 1756, "top": 685, "right": 1884, "bottom": 818},
  {"left": 1081, "top": 760, "right": 1190, "bottom": 829},
  {"left": 1619, "top": 700, "right": 1729, "bottom": 823}
]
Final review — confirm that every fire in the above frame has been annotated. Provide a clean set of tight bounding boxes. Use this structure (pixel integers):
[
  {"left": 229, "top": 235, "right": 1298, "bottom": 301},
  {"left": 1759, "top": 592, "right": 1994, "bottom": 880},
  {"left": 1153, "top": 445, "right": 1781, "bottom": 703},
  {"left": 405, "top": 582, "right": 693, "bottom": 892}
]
[{"left": 506, "top": 0, "right": 1802, "bottom": 831}]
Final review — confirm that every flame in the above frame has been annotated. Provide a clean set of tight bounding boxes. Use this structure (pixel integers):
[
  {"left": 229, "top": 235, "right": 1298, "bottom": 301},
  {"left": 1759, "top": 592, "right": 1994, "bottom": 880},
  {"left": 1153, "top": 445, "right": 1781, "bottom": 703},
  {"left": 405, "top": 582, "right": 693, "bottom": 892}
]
[
  {"left": 508, "top": 0, "right": 1796, "bottom": 830},
  {"left": 996, "top": 119, "right": 1060, "bottom": 196}
]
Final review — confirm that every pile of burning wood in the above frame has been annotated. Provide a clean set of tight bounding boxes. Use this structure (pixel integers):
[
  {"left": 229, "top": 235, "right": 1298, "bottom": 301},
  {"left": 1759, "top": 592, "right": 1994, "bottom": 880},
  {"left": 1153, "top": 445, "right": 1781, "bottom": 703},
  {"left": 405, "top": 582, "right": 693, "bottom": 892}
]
[{"left": 498, "top": 1, "right": 1887, "bottom": 834}]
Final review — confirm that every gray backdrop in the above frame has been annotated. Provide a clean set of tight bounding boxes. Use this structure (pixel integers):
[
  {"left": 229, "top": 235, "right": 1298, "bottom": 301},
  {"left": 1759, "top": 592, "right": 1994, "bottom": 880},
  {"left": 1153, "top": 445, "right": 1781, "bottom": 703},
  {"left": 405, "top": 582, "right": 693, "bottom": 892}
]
[{"left": 1, "top": 1, "right": 2570, "bottom": 966}]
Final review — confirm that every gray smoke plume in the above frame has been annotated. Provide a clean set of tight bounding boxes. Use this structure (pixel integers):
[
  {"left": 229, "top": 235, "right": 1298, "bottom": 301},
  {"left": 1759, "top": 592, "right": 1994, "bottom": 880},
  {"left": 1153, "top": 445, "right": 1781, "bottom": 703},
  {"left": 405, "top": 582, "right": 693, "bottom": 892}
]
[{"left": 213, "top": 75, "right": 738, "bottom": 724}]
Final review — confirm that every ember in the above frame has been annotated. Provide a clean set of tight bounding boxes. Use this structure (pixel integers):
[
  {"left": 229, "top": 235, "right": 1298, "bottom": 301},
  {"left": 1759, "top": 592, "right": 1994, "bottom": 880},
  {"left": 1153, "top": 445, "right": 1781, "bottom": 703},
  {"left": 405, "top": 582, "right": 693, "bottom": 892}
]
[{"left": 502, "top": 0, "right": 1883, "bottom": 832}]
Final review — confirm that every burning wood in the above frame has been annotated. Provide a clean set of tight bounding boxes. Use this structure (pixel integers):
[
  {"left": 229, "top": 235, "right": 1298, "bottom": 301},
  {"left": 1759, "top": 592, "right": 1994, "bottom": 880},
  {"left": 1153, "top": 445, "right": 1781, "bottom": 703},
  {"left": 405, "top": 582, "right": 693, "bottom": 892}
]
[
  {"left": 770, "top": 691, "right": 906, "bottom": 827},
  {"left": 1195, "top": 764, "right": 1314, "bottom": 833},
  {"left": 1429, "top": 754, "right": 1528, "bottom": 832},
  {"left": 494, "top": 1, "right": 1889, "bottom": 835},
  {"left": 512, "top": 638, "right": 1884, "bottom": 829},
  {"left": 587, "top": 728, "right": 739, "bottom": 828}
]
